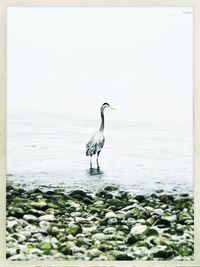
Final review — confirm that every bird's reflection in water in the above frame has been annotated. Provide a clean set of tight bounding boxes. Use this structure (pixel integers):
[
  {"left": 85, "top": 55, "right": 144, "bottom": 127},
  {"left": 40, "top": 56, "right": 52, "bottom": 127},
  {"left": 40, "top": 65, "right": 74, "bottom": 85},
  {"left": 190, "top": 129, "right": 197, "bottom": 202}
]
[{"left": 87, "top": 168, "right": 104, "bottom": 176}]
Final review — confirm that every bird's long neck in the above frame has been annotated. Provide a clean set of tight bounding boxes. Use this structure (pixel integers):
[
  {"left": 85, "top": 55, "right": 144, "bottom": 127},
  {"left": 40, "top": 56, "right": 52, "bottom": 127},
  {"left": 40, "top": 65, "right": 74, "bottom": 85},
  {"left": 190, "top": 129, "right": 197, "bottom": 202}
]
[{"left": 99, "top": 109, "right": 104, "bottom": 132}]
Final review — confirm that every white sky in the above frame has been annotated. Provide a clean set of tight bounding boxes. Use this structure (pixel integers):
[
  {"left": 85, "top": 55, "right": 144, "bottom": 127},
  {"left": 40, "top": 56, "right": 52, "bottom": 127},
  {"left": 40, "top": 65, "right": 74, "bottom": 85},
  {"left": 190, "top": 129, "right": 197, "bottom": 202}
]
[{"left": 7, "top": 7, "right": 193, "bottom": 124}]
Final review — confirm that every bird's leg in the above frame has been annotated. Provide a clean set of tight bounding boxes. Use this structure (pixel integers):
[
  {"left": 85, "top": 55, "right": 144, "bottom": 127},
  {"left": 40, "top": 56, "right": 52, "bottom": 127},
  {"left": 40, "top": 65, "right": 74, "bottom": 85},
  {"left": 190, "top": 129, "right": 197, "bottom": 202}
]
[
  {"left": 97, "top": 151, "right": 100, "bottom": 170},
  {"left": 90, "top": 156, "right": 92, "bottom": 169}
]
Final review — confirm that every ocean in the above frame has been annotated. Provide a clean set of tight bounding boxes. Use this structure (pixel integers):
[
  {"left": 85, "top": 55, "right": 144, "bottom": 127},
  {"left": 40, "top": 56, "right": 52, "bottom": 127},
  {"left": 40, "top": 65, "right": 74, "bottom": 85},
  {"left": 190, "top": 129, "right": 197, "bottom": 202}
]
[{"left": 7, "top": 109, "right": 193, "bottom": 195}]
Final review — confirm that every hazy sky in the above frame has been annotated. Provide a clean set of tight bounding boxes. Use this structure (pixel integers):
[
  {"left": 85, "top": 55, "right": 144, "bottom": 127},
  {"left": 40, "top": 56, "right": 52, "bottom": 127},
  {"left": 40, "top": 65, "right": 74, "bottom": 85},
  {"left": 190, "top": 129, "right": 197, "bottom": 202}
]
[{"left": 7, "top": 7, "right": 193, "bottom": 124}]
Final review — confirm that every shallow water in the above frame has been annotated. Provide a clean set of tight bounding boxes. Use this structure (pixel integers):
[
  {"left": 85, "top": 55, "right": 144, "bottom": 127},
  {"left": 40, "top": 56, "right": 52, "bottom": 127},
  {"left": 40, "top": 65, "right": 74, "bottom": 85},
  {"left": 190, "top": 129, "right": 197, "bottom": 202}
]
[{"left": 7, "top": 110, "right": 193, "bottom": 195}]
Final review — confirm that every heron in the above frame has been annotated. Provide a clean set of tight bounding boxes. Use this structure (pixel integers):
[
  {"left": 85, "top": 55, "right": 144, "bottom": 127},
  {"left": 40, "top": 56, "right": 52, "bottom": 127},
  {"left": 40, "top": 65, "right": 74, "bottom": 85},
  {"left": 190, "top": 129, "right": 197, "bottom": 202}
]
[{"left": 86, "top": 103, "right": 115, "bottom": 169}]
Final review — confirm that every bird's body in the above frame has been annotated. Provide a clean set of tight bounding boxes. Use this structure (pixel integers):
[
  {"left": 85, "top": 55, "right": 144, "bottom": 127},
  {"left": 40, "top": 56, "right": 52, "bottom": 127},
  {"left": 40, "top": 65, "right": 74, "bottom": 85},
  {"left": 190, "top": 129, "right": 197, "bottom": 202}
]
[
  {"left": 86, "top": 102, "right": 114, "bottom": 169},
  {"left": 86, "top": 131, "right": 105, "bottom": 157}
]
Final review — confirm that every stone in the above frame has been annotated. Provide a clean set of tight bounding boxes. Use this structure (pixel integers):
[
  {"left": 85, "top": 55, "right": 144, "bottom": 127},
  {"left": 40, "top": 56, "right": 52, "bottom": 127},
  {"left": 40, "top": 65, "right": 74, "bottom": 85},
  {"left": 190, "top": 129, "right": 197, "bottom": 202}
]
[
  {"left": 116, "top": 252, "right": 135, "bottom": 260},
  {"left": 75, "top": 217, "right": 88, "bottom": 224},
  {"left": 93, "top": 200, "right": 104, "bottom": 207},
  {"left": 69, "top": 190, "right": 87, "bottom": 198},
  {"left": 179, "top": 245, "right": 193, "bottom": 256},
  {"left": 39, "top": 221, "right": 50, "bottom": 232},
  {"left": 116, "top": 211, "right": 126, "bottom": 219},
  {"left": 98, "top": 243, "right": 113, "bottom": 252},
  {"left": 6, "top": 247, "right": 17, "bottom": 257},
  {"left": 159, "top": 195, "right": 174, "bottom": 204},
  {"left": 146, "top": 227, "right": 159, "bottom": 237},
  {"left": 65, "top": 223, "right": 80, "bottom": 235},
  {"left": 162, "top": 214, "right": 177, "bottom": 222},
  {"left": 24, "top": 224, "right": 39, "bottom": 234},
  {"left": 8, "top": 253, "right": 27, "bottom": 260},
  {"left": 105, "top": 211, "right": 117, "bottom": 219},
  {"left": 6, "top": 186, "right": 194, "bottom": 261},
  {"left": 104, "top": 185, "right": 118, "bottom": 191},
  {"left": 179, "top": 193, "right": 189, "bottom": 198},
  {"left": 126, "top": 218, "right": 136, "bottom": 226},
  {"left": 156, "top": 189, "right": 164, "bottom": 193},
  {"left": 71, "top": 212, "right": 81, "bottom": 217},
  {"left": 145, "top": 206, "right": 154, "bottom": 212},
  {"left": 155, "top": 218, "right": 171, "bottom": 228},
  {"left": 32, "top": 233, "right": 45, "bottom": 242},
  {"left": 137, "top": 219, "right": 146, "bottom": 224},
  {"left": 59, "top": 241, "right": 76, "bottom": 254},
  {"left": 82, "top": 225, "right": 97, "bottom": 234},
  {"left": 28, "top": 208, "right": 45, "bottom": 217},
  {"left": 39, "top": 214, "right": 55, "bottom": 221},
  {"left": 10, "top": 233, "right": 26, "bottom": 243},
  {"left": 103, "top": 227, "right": 116, "bottom": 234},
  {"left": 92, "top": 233, "right": 106, "bottom": 242},
  {"left": 76, "top": 236, "right": 92, "bottom": 247},
  {"left": 107, "top": 218, "right": 118, "bottom": 225},
  {"left": 7, "top": 220, "right": 18, "bottom": 230},
  {"left": 39, "top": 241, "right": 52, "bottom": 251},
  {"left": 154, "top": 209, "right": 164, "bottom": 216},
  {"left": 8, "top": 207, "right": 24, "bottom": 217},
  {"left": 135, "top": 195, "right": 145, "bottom": 202},
  {"left": 122, "top": 203, "right": 138, "bottom": 211},
  {"left": 105, "top": 198, "right": 122, "bottom": 208},
  {"left": 153, "top": 236, "right": 170, "bottom": 246},
  {"left": 178, "top": 211, "right": 192, "bottom": 222},
  {"left": 134, "top": 240, "right": 151, "bottom": 249},
  {"left": 23, "top": 214, "right": 37, "bottom": 223},
  {"left": 31, "top": 200, "right": 47, "bottom": 210},
  {"left": 94, "top": 255, "right": 108, "bottom": 261},
  {"left": 153, "top": 248, "right": 172, "bottom": 259},
  {"left": 88, "top": 248, "right": 101, "bottom": 258},
  {"left": 130, "top": 225, "right": 148, "bottom": 236}
]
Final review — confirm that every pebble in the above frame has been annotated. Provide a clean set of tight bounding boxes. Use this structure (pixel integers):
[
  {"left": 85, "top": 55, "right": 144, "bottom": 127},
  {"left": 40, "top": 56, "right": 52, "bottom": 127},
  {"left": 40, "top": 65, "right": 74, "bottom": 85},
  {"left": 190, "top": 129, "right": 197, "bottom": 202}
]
[
  {"left": 6, "top": 185, "right": 194, "bottom": 261},
  {"left": 105, "top": 211, "right": 117, "bottom": 219},
  {"left": 130, "top": 225, "right": 148, "bottom": 236},
  {"left": 92, "top": 233, "right": 106, "bottom": 241},
  {"left": 107, "top": 218, "right": 118, "bottom": 225},
  {"left": 82, "top": 225, "right": 97, "bottom": 234},
  {"left": 23, "top": 214, "right": 37, "bottom": 223},
  {"left": 39, "top": 214, "right": 55, "bottom": 221}
]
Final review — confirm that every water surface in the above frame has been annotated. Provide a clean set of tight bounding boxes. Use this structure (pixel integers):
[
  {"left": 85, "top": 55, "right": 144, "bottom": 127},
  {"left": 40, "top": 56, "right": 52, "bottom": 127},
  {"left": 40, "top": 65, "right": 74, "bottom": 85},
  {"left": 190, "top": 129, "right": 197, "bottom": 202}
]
[{"left": 7, "top": 110, "right": 193, "bottom": 195}]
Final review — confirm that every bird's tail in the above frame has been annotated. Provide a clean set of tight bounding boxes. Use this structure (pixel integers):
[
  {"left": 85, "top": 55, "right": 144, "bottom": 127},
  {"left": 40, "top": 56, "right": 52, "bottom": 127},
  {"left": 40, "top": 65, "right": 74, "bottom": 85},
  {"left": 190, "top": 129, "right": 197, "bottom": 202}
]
[{"left": 86, "top": 147, "right": 92, "bottom": 156}]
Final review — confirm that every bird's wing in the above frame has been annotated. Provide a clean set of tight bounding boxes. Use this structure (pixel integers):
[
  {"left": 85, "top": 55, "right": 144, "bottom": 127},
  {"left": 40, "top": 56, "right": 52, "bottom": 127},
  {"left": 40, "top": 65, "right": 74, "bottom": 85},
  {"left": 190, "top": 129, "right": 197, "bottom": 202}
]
[
  {"left": 86, "top": 131, "right": 105, "bottom": 156},
  {"left": 86, "top": 139, "right": 96, "bottom": 156},
  {"left": 96, "top": 135, "right": 105, "bottom": 152}
]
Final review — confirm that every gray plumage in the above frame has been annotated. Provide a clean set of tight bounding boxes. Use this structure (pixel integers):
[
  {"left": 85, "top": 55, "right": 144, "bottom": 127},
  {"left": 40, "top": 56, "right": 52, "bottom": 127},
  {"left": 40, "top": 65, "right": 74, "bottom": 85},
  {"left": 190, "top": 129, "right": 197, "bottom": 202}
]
[
  {"left": 86, "top": 131, "right": 105, "bottom": 156},
  {"left": 86, "top": 102, "right": 114, "bottom": 169}
]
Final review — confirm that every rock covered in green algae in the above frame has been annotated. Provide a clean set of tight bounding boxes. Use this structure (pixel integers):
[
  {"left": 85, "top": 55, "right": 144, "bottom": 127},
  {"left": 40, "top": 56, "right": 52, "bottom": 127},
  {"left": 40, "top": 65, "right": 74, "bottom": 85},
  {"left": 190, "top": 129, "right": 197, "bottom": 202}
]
[{"left": 6, "top": 185, "right": 194, "bottom": 261}]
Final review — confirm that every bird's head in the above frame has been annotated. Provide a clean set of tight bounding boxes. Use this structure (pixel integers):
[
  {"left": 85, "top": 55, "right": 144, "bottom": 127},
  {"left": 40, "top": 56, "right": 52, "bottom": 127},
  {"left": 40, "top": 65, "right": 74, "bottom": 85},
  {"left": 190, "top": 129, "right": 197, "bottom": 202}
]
[{"left": 101, "top": 103, "right": 115, "bottom": 111}]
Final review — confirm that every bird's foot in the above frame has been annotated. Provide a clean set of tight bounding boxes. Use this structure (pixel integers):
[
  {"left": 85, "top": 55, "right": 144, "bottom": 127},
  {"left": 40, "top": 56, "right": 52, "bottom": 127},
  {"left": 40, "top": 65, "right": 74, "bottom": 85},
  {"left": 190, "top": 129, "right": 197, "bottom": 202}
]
[{"left": 90, "top": 166, "right": 94, "bottom": 172}]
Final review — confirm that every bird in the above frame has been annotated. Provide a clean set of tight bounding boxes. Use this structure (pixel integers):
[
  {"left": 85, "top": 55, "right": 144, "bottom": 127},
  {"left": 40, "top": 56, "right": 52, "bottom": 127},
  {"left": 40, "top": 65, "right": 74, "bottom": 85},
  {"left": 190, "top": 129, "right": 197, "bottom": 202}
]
[{"left": 86, "top": 103, "right": 115, "bottom": 169}]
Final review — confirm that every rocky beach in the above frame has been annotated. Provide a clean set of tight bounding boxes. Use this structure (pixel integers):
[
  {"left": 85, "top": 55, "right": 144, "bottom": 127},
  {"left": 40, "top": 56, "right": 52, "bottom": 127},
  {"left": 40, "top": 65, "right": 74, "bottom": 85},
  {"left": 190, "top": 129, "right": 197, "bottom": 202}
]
[
  {"left": 7, "top": 7, "right": 194, "bottom": 262},
  {"left": 6, "top": 185, "right": 193, "bottom": 261}
]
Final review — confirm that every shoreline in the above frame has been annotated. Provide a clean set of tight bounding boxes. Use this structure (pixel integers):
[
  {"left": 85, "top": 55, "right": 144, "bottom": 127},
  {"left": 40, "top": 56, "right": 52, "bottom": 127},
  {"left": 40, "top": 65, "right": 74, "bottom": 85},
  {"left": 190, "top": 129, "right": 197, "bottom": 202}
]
[{"left": 6, "top": 185, "right": 194, "bottom": 261}]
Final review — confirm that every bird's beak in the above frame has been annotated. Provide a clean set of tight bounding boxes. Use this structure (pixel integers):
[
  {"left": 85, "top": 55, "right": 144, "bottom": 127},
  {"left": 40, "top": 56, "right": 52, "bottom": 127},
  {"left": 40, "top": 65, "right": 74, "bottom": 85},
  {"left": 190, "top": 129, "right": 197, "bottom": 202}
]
[{"left": 109, "top": 106, "right": 116, "bottom": 110}]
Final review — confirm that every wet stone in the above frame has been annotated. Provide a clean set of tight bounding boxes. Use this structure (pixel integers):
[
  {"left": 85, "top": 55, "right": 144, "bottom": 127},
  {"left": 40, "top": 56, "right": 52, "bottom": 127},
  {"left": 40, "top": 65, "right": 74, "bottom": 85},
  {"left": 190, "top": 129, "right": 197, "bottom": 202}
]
[
  {"left": 39, "top": 241, "right": 52, "bottom": 251},
  {"left": 159, "top": 195, "right": 174, "bottom": 204},
  {"left": 39, "top": 214, "right": 55, "bottom": 222},
  {"left": 23, "top": 215, "right": 37, "bottom": 223},
  {"left": 105, "top": 211, "right": 117, "bottom": 219},
  {"left": 155, "top": 218, "right": 171, "bottom": 228},
  {"left": 135, "top": 195, "right": 145, "bottom": 202},
  {"left": 65, "top": 223, "right": 80, "bottom": 235},
  {"left": 6, "top": 186, "right": 194, "bottom": 261},
  {"left": 146, "top": 227, "right": 159, "bottom": 237},
  {"left": 130, "top": 225, "right": 148, "bottom": 236},
  {"left": 104, "top": 185, "right": 119, "bottom": 191},
  {"left": 107, "top": 218, "right": 118, "bottom": 225}
]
